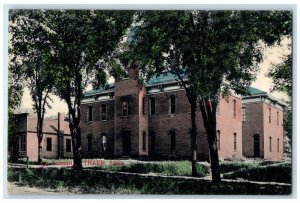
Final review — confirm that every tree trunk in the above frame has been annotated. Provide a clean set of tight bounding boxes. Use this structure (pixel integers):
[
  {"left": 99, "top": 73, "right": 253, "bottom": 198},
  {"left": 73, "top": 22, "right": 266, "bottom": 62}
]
[
  {"left": 189, "top": 95, "right": 198, "bottom": 177},
  {"left": 37, "top": 119, "right": 43, "bottom": 164},
  {"left": 199, "top": 98, "right": 221, "bottom": 184},
  {"left": 70, "top": 118, "right": 82, "bottom": 170}
]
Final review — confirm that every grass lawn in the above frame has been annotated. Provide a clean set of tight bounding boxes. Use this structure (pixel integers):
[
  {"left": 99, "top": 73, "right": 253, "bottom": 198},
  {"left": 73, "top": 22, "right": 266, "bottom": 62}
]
[
  {"left": 8, "top": 167, "right": 291, "bottom": 195},
  {"left": 223, "top": 163, "right": 292, "bottom": 184}
]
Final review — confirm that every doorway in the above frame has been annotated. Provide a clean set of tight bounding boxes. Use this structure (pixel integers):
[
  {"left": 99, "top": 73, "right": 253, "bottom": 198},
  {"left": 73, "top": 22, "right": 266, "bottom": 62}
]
[
  {"left": 122, "top": 130, "right": 131, "bottom": 156},
  {"left": 254, "top": 134, "right": 260, "bottom": 157}
]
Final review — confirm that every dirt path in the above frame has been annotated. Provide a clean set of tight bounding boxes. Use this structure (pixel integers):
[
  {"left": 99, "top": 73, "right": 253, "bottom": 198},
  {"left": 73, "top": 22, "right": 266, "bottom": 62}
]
[{"left": 7, "top": 182, "right": 75, "bottom": 195}]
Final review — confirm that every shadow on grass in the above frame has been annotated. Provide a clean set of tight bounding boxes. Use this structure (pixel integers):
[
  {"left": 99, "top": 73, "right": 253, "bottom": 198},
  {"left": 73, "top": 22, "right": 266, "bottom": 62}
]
[{"left": 8, "top": 167, "right": 291, "bottom": 195}]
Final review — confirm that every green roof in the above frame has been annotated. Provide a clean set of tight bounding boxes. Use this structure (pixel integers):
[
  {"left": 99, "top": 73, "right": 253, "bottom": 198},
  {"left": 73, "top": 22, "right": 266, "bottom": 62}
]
[
  {"left": 85, "top": 72, "right": 186, "bottom": 96},
  {"left": 247, "top": 87, "right": 267, "bottom": 96},
  {"left": 147, "top": 72, "right": 187, "bottom": 86},
  {"left": 84, "top": 84, "right": 115, "bottom": 97}
]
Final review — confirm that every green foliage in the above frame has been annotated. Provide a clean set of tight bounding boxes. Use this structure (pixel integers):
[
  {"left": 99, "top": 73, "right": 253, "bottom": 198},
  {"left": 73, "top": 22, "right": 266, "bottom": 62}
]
[
  {"left": 268, "top": 53, "right": 292, "bottom": 98},
  {"left": 99, "top": 161, "right": 209, "bottom": 177},
  {"left": 223, "top": 163, "right": 292, "bottom": 183},
  {"left": 8, "top": 167, "right": 291, "bottom": 194},
  {"left": 219, "top": 161, "right": 257, "bottom": 173}
]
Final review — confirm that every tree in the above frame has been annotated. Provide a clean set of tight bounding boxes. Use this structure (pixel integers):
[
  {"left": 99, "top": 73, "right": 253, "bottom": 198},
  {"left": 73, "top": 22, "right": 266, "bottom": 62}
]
[
  {"left": 268, "top": 45, "right": 292, "bottom": 150},
  {"left": 38, "top": 10, "right": 134, "bottom": 170},
  {"left": 9, "top": 10, "right": 56, "bottom": 164},
  {"left": 8, "top": 60, "right": 24, "bottom": 162},
  {"left": 266, "top": 11, "right": 292, "bottom": 152},
  {"left": 122, "top": 10, "right": 291, "bottom": 183}
]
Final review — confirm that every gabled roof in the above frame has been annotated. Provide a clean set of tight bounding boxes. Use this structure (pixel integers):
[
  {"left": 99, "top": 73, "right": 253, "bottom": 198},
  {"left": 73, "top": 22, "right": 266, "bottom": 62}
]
[{"left": 27, "top": 117, "right": 70, "bottom": 135}]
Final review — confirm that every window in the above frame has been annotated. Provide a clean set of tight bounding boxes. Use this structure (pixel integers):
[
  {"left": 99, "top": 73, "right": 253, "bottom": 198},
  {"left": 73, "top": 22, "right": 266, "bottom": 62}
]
[
  {"left": 269, "top": 136, "right": 272, "bottom": 152},
  {"left": 150, "top": 131, "right": 156, "bottom": 151},
  {"left": 277, "top": 111, "right": 279, "bottom": 125},
  {"left": 233, "top": 99, "right": 236, "bottom": 118},
  {"left": 142, "top": 97, "right": 145, "bottom": 115},
  {"left": 101, "top": 134, "right": 107, "bottom": 152},
  {"left": 149, "top": 97, "right": 156, "bottom": 116},
  {"left": 88, "top": 106, "right": 93, "bottom": 122},
  {"left": 88, "top": 135, "right": 93, "bottom": 152},
  {"left": 277, "top": 138, "right": 280, "bottom": 153},
  {"left": 66, "top": 139, "right": 71, "bottom": 152},
  {"left": 19, "top": 134, "right": 26, "bottom": 151},
  {"left": 216, "top": 130, "right": 220, "bottom": 150},
  {"left": 101, "top": 103, "right": 107, "bottom": 121},
  {"left": 169, "top": 95, "right": 176, "bottom": 114},
  {"left": 233, "top": 133, "right": 237, "bottom": 151},
  {"left": 121, "top": 99, "right": 131, "bottom": 116},
  {"left": 242, "top": 107, "right": 246, "bottom": 122},
  {"left": 269, "top": 108, "right": 271, "bottom": 123},
  {"left": 46, "top": 138, "right": 52, "bottom": 151},
  {"left": 142, "top": 131, "right": 147, "bottom": 151},
  {"left": 170, "top": 130, "right": 176, "bottom": 151}
]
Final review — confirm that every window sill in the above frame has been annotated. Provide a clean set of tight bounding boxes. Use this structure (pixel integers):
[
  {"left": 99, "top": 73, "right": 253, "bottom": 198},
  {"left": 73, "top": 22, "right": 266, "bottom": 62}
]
[
  {"left": 168, "top": 114, "right": 175, "bottom": 117},
  {"left": 87, "top": 121, "right": 93, "bottom": 124},
  {"left": 120, "top": 115, "right": 132, "bottom": 118},
  {"left": 101, "top": 120, "right": 107, "bottom": 122}
]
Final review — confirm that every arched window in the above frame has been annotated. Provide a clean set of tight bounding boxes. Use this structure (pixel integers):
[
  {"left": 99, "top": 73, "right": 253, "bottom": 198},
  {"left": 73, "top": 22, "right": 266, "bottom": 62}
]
[
  {"left": 216, "top": 130, "right": 221, "bottom": 150},
  {"left": 101, "top": 103, "right": 107, "bottom": 121},
  {"left": 88, "top": 106, "right": 93, "bottom": 122},
  {"left": 149, "top": 97, "right": 156, "bottom": 116},
  {"left": 233, "top": 99, "right": 236, "bottom": 118},
  {"left": 142, "top": 131, "right": 147, "bottom": 151},
  {"left": 233, "top": 133, "right": 237, "bottom": 151},
  {"left": 170, "top": 130, "right": 176, "bottom": 151},
  {"left": 87, "top": 135, "right": 93, "bottom": 152},
  {"left": 269, "top": 136, "right": 272, "bottom": 152},
  {"left": 269, "top": 108, "right": 272, "bottom": 123},
  {"left": 242, "top": 107, "right": 246, "bottom": 122},
  {"left": 169, "top": 94, "right": 176, "bottom": 114},
  {"left": 101, "top": 134, "right": 107, "bottom": 152}
]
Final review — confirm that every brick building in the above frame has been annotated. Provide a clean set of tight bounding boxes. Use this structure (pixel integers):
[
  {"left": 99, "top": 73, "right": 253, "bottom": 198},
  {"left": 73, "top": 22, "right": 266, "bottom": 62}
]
[
  {"left": 13, "top": 112, "right": 72, "bottom": 161},
  {"left": 80, "top": 69, "right": 243, "bottom": 161},
  {"left": 242, "top": 87, "right": 286, "bottom": 161}
]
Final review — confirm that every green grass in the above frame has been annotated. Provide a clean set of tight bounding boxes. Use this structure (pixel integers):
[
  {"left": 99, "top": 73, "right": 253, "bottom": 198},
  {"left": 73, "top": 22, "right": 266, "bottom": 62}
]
[
  {"left": 95, "top": 161, "right": 209, "bottom": 177},
  {"left": 223, "top": 163, "right": 292, "bottom": 183},
  {"left": 219, "top": 161, "right": 257, "bottom": 173},
  {"left": 8, "top": 167, "right": 291, "bottom": 194}
]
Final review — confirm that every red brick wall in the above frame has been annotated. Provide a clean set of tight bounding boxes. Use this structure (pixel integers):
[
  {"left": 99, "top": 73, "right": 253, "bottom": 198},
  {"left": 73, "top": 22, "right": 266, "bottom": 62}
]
[
  {"left": 242, "top": 99, "right": 284, "bottom": 161},
  {"left": 148, "top": 90, "right": 209, "bottom": 160},
  {"left": 80, "top": 99, "right": 115, "bottom": 158},
  {"left": 242, "top": 102, "right": 264, "bottom": 158},
  {"left": 217, "top": 95, "right": 243, "bottom": 160},
  {"left": 263, "top": 103, "right": 284, "bottom": 160}
]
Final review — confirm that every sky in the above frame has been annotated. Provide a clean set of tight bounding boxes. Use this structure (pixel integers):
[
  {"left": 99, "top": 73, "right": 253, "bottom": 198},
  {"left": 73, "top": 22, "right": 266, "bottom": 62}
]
[{"left": 18, "top": 37, "right": 291, "bottom": 117}]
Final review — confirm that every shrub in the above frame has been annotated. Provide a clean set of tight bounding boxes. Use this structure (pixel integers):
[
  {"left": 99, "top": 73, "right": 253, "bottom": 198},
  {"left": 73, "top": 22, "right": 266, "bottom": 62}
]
[
  {"left": 220, "top": 161, "right": 257, "bottom": 173},
  {"left": 223, "top": 163, "right": 291, "bottom": 183}
]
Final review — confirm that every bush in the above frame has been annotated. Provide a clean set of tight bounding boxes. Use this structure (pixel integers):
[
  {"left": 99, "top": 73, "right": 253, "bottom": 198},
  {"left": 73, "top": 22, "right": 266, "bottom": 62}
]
[
  {"left": 220, "top": 161, "right": 257, "bottom": 173},
  {"left": 96, "top": 161, "right": 209, "bottom": 177},
  {"left": 223, "top": 163, "right": 291, "bottom": 183}
]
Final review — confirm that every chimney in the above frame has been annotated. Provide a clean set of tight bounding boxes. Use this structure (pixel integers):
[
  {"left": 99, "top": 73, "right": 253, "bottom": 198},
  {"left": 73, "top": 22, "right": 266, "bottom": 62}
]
[{"left": 128, "top": 67, "right": 138, "bottom": 80}]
